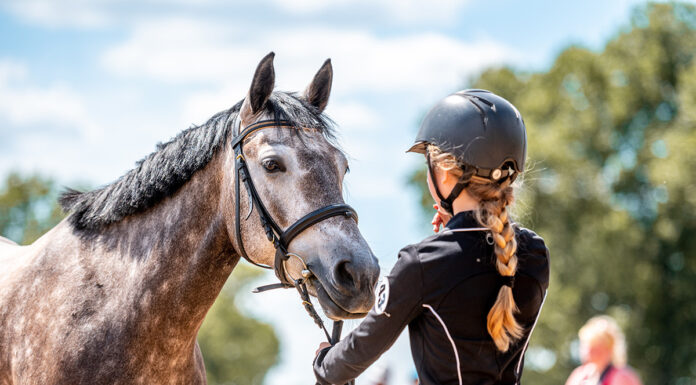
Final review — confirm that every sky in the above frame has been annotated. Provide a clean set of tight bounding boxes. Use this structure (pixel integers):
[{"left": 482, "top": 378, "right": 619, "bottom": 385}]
[{"left": 0, "top": 0, "right": 676, "bottom": 384}]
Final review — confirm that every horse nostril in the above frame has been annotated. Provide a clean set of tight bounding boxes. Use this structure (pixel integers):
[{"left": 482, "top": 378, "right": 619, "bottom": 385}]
[{"left": 334, "top": 260, "right": 357, "bottom": 289}]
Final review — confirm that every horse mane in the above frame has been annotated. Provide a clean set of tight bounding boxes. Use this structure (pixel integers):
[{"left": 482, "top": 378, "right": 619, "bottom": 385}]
[{"left": 60, "top": 91, "right": 335, "bottom": 231}]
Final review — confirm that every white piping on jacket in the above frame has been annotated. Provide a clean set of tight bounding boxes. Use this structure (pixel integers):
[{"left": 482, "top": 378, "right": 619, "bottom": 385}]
[
  {"left": 443, "top": 227, "right": 489, "bottom": 233},
  {"left": 423, "top": 304, "right": 462, "bottom": 385},
  {"left": 514, "top": 290, "right": 548, "bottom": 382}
]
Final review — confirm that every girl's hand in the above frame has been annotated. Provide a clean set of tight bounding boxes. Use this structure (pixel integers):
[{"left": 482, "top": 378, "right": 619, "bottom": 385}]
[
  {"left": 431, "top": 204, "right": 451, "bottom": 233},
  {"left": 315, "top": 342, "right": 331, "bottom": 357}
]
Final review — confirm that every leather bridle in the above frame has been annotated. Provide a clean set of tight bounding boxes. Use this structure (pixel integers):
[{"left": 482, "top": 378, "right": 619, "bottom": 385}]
[
  {"left": 231, "top": 114, "right": 357, "bottom": 288},
  {"left": 231, "top": 114, "right": 358, "bottom": 384}
]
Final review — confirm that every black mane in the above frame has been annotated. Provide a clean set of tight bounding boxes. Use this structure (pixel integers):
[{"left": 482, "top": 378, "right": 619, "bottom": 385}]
[{"left": 60, "top": 92, "right": 334, "bottom": 231}]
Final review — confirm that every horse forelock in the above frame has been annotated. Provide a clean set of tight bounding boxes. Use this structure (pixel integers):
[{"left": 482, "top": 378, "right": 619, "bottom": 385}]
[{"left": 61, "top": 91, "right": 338, "bottom": 232}]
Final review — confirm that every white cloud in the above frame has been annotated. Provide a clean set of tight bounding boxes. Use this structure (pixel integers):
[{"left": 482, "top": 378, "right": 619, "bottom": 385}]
[
  {"left": 102, "top": 18, "right": 518, "bottom": 131},
  {"left": 101, "top": 18, "right": 253, "bottom": 84},
  {"left": 3, "top": 0, "right": 112, "bottom": 28},
  {"left": 102, "top": 20, "right": 516, "bottom": 95},
  {"left": 180, "top": 83, "right": 247, "bottom": 127},
  {"left": 280, "top": 29, "right": 513, "bottom": 93},
  {"left": 324, "top": 101, "right": 382, "bottom": 130},
  {"left": 0, "top": 60, "right": 100, "bottom": 138},
  {"left": 3, "top": 0, "right": 470, "bottom": 29},
  {"left": 267, "top": 0, "right": 469, "bottom": 24},
  {"left": 2, "top": 0, "right": 230, "bottom": 28},
  {"left": 0, "top": 60, "right": 26, "bottom": 84}
]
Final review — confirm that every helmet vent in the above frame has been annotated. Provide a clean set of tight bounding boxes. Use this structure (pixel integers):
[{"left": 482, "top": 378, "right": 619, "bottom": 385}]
[{"left": 462, "top": 93, "right": 494, "bottom": 129}]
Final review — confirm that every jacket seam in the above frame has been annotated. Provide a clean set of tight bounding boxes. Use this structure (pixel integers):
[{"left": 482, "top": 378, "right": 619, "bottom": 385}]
[
  {"left": 422, "top": 304, "right": 462, "bottom": 385},
  {"left": 514, "top": 289, "right": 548, "bottom": 383}
]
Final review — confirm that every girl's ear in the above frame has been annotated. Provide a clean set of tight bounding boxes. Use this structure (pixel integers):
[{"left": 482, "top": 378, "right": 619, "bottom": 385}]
[{"left": 440, "top": 168, "right": 457, "bottom": 186}]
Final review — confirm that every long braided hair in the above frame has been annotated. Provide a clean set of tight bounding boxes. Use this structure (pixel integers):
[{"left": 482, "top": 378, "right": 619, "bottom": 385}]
[{"left": 428, "top": 145, "right": 523, "bottom": 352}]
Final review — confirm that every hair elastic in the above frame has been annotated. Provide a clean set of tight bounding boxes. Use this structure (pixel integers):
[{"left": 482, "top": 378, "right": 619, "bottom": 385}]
[{"left": 498, "top": 275, "right": 515, "bottom": 288}]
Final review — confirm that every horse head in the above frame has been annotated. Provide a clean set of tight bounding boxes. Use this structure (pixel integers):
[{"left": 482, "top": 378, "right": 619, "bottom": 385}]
[{"left": 221, "top": 53, "right": 380, "bottom": 319}]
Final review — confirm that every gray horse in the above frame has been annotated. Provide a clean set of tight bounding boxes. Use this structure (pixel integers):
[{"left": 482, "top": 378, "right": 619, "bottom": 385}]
[{"left": 0, "top": 53, "right": 380, "bottom": 385}]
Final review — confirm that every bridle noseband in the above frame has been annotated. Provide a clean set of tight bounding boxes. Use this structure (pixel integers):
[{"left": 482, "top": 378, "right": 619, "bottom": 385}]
[{"left": 231, "top": 115, "right": 358, "bottom": 288}]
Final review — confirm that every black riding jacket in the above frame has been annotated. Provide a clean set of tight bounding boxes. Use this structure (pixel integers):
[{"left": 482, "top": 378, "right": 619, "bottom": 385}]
[{"left": 313, "top": 211, "right": 550, "bottom": 385}]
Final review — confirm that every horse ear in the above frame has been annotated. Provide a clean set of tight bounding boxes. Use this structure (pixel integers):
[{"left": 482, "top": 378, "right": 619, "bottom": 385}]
[
  {"left": 241, "top": 52, "right": 276, "bottom": 124},
  {"left": 303, "top": 58, "right": 332, "bottom": 113}
]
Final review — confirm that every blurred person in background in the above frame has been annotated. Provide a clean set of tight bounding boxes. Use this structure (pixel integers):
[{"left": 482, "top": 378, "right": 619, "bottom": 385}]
[{"left": 565, "top": 315, "right": 643, "bottom": 385}]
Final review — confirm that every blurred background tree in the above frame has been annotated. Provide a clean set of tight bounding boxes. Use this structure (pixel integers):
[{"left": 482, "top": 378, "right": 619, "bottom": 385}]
[
  {"left": 408, "top": 3, "right": 696, "bottom": 384},
  {"left": 0, "top": 172, "right": 280, "bottom": 385},
  {"left": 0, "top": 172, "right": 65, "bottom": 244}
]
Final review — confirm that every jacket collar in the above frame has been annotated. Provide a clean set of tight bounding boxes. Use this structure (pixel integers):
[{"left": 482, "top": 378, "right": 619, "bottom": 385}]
[{"left": 444, "top": 210, "right": 482, "bottom": 230}]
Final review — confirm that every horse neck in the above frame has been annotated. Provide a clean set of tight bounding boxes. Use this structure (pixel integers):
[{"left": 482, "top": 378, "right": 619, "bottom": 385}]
[{"left": 92, "top": 152, "right": 238, "bottom": 341}]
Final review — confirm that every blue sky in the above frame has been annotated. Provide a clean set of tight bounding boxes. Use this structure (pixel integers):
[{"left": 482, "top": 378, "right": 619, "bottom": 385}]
[{"left": 0, "top": 0, "right": 677, "bottom": 384}]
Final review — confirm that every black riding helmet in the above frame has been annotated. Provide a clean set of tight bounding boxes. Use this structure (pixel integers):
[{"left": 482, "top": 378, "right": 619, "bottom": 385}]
[{"left": 407, "top": 89, "right": 527, "bottom": 214}]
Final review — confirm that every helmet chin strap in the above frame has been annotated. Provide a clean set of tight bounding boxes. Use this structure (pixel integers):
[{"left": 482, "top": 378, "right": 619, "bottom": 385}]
[{"left": 426, "top": 152, "right": 471, "bottom": 215}]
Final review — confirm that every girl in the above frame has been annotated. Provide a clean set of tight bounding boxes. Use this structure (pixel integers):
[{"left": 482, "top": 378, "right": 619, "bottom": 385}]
[{"left": 314, "top": 89, "right": 550, "bottom": 385}]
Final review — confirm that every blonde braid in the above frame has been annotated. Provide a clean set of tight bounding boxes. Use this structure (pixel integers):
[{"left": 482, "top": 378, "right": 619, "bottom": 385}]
[
  {"left": 427, "top": 145, "right": 524, "bottom": 352},
  {"left": 471, "top": 180, "right": 523, "bottom": 352}
]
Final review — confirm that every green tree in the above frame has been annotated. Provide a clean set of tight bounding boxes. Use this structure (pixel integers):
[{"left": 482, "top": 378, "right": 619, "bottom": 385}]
[
  {"left": 0, "top": 172, "right": 280, "bottom": 384},
  {"left": 408, "top": 3, "right": 696, "bottom": 384},
  {"left": 0, "top": 172, "right": 65, "bottom": 244}
]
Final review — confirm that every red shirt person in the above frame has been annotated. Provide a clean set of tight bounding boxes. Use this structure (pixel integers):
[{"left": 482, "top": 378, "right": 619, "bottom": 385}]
[{"left": 565, "top": 316, "right": 643, "bottom": 385}]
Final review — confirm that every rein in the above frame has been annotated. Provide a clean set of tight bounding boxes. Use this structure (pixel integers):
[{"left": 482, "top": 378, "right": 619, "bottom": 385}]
[{"left": 231, "top": 115, "right": 357, "bottom": 362}]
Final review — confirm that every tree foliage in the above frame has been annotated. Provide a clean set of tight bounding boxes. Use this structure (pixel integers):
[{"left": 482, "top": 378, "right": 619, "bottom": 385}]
[
  {"left": 0, "top": 172, "right": 280, "bottom": 384},
  {"left": 408, "top": 3, "right": 696, "bottom": 384},
  {"left": 0, "top": 172, "right": 65, "bottom": 244},
  {"left": 198, "top": 266, "right": 280, "bottom": 385}
]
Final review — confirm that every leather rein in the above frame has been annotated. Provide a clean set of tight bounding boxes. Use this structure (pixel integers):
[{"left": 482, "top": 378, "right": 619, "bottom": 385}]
[{"left": 231, "top": 115, "right": 357, "bottom": 345}]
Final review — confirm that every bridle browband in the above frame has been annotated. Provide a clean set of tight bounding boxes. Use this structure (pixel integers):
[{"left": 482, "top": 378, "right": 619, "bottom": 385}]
[{"left": 232, "top": 115, "right": 358, "bottom": 288}]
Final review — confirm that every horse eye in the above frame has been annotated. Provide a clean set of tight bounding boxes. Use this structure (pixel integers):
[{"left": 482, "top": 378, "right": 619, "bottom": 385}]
[{"left": 262, "top": 158, "right": 285, "bottom": 173}]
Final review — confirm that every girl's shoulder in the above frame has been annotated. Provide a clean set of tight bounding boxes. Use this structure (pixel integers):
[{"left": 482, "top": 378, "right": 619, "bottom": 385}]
[
  {"left": 514, "top": 224, "right": 551, "bottom": 289},
  {"left": 514, "top": 225, "right": 548, "bottom": 253}
]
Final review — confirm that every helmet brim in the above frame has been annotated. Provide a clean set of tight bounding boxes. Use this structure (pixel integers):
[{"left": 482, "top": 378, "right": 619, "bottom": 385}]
[{"left": 406, "top": 141, "right": 427, "bottom": 154}]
